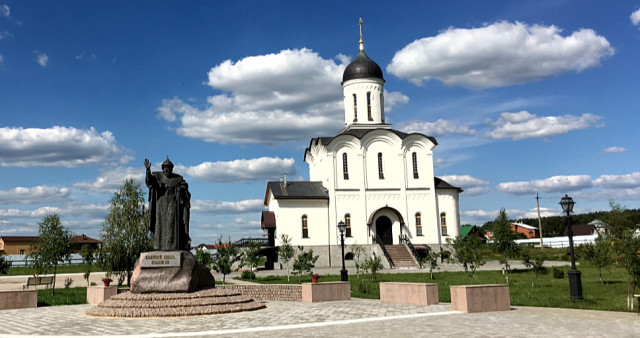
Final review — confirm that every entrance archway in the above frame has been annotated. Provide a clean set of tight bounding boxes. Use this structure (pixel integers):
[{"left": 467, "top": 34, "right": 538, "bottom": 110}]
[{"left": 376, "top": 216, "right": 393, "bottom": 245}]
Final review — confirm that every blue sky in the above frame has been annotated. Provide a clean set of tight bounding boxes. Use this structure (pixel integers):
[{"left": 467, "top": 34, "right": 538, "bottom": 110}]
[{"left": 1, "top": 1, "right": 639, "bottom": 245}]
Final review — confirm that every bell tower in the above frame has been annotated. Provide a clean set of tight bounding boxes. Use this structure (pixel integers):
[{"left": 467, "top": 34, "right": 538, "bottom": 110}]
[{"left": 341, "top": 18, "right": 389, "bottom": 130}]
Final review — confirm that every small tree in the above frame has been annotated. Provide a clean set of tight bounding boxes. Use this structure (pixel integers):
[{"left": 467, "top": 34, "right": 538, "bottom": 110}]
[
  {"left": 212, "top": 237, "right": 239, "bottom": 284},
  {"left": 292, "top": 246, "right": 319, "bottom": 283},
  {"left": 447, "top": 235, "right": 485, "bottom": 281},
  {"left": 79, "top": 244, "right": 95, "bottom": 286},
  {"left": 351, "top": 243, "right": 366, "bottom": 277},
  {"left": 420, "top": 249, "right": 442, "bottom": 280},
  {"left": 581, "top": 234, "right": 614, "bottom": 285},
  {"left": 277, "top": 234, "right": 295, "bottom": 282},
  {"left": 100, "top": 179, "right": 152, "bottom": 286},
  {"left": 0, "top": 255, "right": 10, "bottom": 274},
  {"left": 604, "top": 201, "right": 640, "bottom": 309},
  {"left": 28, "top": 213, "right": 73, "bottom": 295},
  {"left": 195, "top": 249, "right": 213, "bottom": 269},
  {"left": 240, "top": 240, "right": 263, "bottom": 274},
  {"left": 491, "top": 208, "right": 521, "bottom": 276}
]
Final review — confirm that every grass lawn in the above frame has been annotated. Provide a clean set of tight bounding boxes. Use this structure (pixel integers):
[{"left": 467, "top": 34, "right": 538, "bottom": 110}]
[
  {"left": 4, "top": 264, "right": 102, "bottom": 276},
  {"left": 37, "top": 287, "right": 88, "bottom": 306},
  {"left": 244, "top": 262, "right": 635, "bottom": 312}
]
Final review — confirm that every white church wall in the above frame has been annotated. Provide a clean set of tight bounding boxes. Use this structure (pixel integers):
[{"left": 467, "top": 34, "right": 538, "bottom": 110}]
[
  {"left": 270, "top": 198, "right": 329, "bottom": 247},
  {"left": 362, "top": 134, "right": 404, "bottom": 190},
  {"left": 436, "top": 190, "right": 461, "bottom": 241},
  {"left": 334, "top": 192, "right": 370, "bottom": 246}
]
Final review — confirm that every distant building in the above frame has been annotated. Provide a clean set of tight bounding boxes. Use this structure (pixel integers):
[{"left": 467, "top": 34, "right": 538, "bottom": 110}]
[
  {"left": 261, "top": 30, "right": 462, "bottom": 268},
  {"left": 0, "top": 234, "right": 101, "bottom": 255},
  {"left": 486, "top": 223, "right": 539, "bottom": 239}
]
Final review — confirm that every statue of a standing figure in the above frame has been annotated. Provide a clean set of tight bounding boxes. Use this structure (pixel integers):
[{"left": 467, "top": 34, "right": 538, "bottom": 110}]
[{"left": 145, "top": 157, "right": 191, "bottom": 251}]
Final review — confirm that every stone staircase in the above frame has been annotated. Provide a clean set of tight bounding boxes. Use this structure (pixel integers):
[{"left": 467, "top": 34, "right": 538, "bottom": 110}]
[{"left": 385, "top": 244, "right": 420, "bottom": 269}]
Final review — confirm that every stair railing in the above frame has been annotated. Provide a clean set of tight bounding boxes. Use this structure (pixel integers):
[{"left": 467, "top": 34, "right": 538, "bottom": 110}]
[
  {"left": 400, "top": 234, "right": 423, "bottom": 268},
  {"left": 373, "top": 234, "right": 395, "bottom": 268}
]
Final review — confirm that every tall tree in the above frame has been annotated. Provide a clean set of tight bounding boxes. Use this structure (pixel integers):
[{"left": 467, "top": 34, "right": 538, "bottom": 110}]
[
  {"left": 99, "top": 179, "right": 152, "bottom": 286},
  {"left": 28, "top": 213, "right": 73, "bottom": 295},
  {"left": 212, "top": 237, "right": 239, "bottom": 283},
  {"left": 491, "top": 208, "right": 521, "bottom": 276},
  {"left": 277, "top": 234, "right": 295, "bottom": 282}
]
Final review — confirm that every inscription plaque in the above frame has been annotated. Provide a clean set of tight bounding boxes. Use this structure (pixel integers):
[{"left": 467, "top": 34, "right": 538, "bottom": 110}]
[{"left": 140, "top": 252, "right": 181, "bottom": 268}]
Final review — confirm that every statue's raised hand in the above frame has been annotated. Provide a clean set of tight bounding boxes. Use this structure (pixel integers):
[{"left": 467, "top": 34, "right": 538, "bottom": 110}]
[{"left": 144, "top": 158, "right": 151, "bottom": 170}]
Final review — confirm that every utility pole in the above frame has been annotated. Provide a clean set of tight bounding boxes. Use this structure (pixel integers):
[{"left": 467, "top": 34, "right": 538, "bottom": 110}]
[{"left": 536, "top": 194, "right": 544, "bottom": 250}]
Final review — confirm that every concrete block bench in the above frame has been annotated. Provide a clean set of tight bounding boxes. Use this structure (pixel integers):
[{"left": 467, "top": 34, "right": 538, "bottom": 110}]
[
  {"left": 450, "top": 284, "right": 510, "bottom": 313},
  {"left": 87, "top": 286, "right": 118, "bottom": 305},
  {"left": 0, "top": 290, "right": 38, "bottom": 310},
  {"left": 302, "top": 282, "right": 350, "bottom": 302},
  {"left": 380, "top": 282, "right": 439, "bottom": 305}
]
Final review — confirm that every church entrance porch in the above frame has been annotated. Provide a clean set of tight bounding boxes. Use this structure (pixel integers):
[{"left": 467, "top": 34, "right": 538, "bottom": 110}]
[{"left": 376, "top": 216, "right": 393, "bottom": 245}]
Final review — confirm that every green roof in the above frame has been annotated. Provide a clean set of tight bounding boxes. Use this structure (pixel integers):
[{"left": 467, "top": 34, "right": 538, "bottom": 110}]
[{"left": 460, "top": 225, "right": 475, "bottom": 238}]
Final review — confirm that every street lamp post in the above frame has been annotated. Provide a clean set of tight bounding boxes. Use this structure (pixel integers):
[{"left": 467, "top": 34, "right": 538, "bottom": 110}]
[
  {"left": 337, "top": 221, "right": 348, "bottom": 281},
  {"left": 559, "top": 194, "right": 583, "bottom": 300}
]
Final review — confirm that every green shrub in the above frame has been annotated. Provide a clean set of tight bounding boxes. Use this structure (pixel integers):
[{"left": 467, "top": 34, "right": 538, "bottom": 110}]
[
  {"left": 552, "top": 267, "right": 565, "bottom": 279},
  {"left": 241, "top": 270, "right": 256, "bottom": 279}
]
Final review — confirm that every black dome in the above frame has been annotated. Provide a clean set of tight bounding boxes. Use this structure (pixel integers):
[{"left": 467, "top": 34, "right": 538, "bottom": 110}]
[{"left": 342, "top": 49, "right": 384, "bottom": 83}]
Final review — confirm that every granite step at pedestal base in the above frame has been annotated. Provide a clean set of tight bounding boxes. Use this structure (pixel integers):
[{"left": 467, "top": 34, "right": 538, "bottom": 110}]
[{"left": 85, "top": 288, "right": 266, "bottom": 318}]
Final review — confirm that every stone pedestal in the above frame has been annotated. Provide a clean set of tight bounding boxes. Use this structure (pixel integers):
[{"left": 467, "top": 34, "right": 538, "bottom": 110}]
[
  {"left": 129, "top": 251, "right": 215, "bottom": 293},
  {"left": 450, "top": 284, "right": 510, "bottom": 313},
  {"left": 87, "top": 286, "right": 117, "bottom": 305},
  {"left": 301, "top": 282, "right": 350, "bottom": 302},
  {"left": 380, "top": 282, "right": 439, "bottom": 305},
  {"left": 0, "top": 290, "right": 37, "bottom": 310}
]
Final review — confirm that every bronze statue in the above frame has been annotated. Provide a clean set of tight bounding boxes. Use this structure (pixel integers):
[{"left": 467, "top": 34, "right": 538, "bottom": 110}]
[{"left": 145, "top": 157, "right": 191, "bottom": 251}]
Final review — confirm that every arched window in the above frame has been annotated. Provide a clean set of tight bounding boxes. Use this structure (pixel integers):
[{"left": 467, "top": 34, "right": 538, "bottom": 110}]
[
  {"left": 412, "top": 152, "right": 419, "bottom": 179},
  {"left": 352, "top": 94, "right": 358, "bottom": 122},
  {"left": 380, "top": 93, "right": 385, "bottom": 122},
  {"left": 342, "top": 153, "right": 349, "bottom": 180},
  {"left": 345, "top": 214, "right": 352, "bottom": 237},
  {"left": 378, "top": 152, "right": 384, "bottom": 179},
  {"left": 440, "top": 213, "right": 448, "bottom": 236},
  {"left": 302, "top": 215, "right": 309, "bottom": 238},
  {"left": 367, "top": 92, "right": 373, "bottom": 121},
  {"left": 345, "top": 252, "right": 354, "bottom": 260},
  {"left": 416, "top": 213, "right": 423, "bottom": 236}
]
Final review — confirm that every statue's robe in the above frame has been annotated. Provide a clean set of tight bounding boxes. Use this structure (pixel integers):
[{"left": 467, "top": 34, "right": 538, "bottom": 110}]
[{"left": 146, "top": 171, "right": 191, "bottom": 251}]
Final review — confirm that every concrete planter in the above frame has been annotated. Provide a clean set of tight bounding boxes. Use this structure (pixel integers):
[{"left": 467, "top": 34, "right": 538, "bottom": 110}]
[
  {"left": 450, "top": 284, "right": 510, "bottom": 313},
  {"left": 0, "top": 290, "right": 38, "bottom": 310},
  {"left": 302, "top": 282, "right": 350, "bottom": 302},
  {"left": 87, "top": 286, "right": 118, "bottom": 305},
  {"left": 380, "top": 282, "right": 439, "bottom": 305}
]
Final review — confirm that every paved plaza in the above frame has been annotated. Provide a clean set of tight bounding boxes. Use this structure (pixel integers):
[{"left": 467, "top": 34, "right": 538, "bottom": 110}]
[
  {"left": 0, "top": 298, "right": 639, "bottom": 337},
  {"left": 2, "top": 263, "right": 639, "bottom": 337}
]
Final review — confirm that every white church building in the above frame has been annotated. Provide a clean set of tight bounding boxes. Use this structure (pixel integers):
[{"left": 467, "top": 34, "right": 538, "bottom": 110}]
[{"left": 261, "top": 31, "right": 462, "bottom": 268}]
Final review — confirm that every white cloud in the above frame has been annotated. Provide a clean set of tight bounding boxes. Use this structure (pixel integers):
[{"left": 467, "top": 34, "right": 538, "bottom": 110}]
[
  {"left": 0, "top": 203, "right": 107, "bottom": 220},
  {"left": 34, "top": 51, "right": 48, "bottom": 67},
  {"left": 603, "top": 146, "right": 626, "bottom": 153},
  {"left": 181, "top": 157, "right": 296, "bottom": 182},
  {"left": 190, "top": 199, "right": 263, "bottom": 215},
  {"left": 0, "top": 30, "right": 13, "bottom": 40},
  {"left": 439, "top": 175, "right": 489, "bottom": 196},
  {"left": 486, "top": 111, "right": 602, "bottom": 140},
  {"left": 0, "top": 126, "right": 133, "bottom": 167},
  {"left": 496, "top": 175, "right": 593, "bottom": 195},
  {"left": 631, "top": 9, "right": 640, "bottom": 26},
  {"left": 0, "top": 186, "right": 70, "bottom": 204},
  {"left": 593, "top": 172, "right": 640, "bottom": 189},
  {"left": 1, "top": 5, "right": 9, "bottom": 17},
  {"left": 387, "top": 21, "right": 614, "bottom": 89},
  {"left": 74, "top": 167, "right": 144, "bottom": 193},
  {"left": 397, "top": 119, "right": 476, "bottom": 137},
  {"left": 159, "top": 48, "right": 407, "bottom": 144}
]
